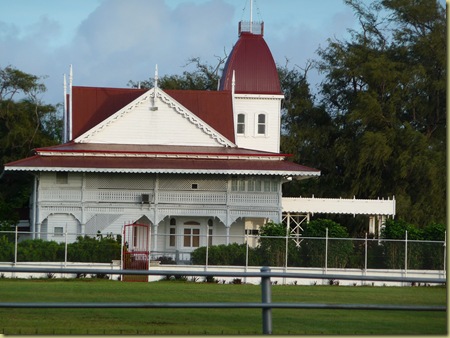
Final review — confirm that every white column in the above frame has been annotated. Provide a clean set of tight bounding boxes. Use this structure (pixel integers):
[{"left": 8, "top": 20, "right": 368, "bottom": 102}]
[
  {"left": 152, "top": 224, "right": 158, "bottom": 254},
  {"left": 225, "top": 226, "right": 230, "bottom": 245}
]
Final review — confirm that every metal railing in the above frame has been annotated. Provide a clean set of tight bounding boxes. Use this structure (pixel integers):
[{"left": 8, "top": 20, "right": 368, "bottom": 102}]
[{"left": 0, "top": 265, "right": 446, "bottom": 335}]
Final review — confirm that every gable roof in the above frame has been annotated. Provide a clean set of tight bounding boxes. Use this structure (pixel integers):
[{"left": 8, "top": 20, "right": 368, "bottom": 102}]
[{"left": 70, "top": 86, "right": 235, "bottom": 143}]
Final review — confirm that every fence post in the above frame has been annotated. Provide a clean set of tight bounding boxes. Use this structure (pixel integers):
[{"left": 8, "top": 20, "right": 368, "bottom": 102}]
[
  {"left": 364, "top": 233, "right": 368, "bottom": 281},
  {"left": 325, "top": 228, "right": 328, "bottom": 275},
  {"left": 444, "top": 231, "right": 446, "bottom": 272},
  {"left": 206, "top": 231, "right": 209, "bottom": 267},
  {"left": 64, "top": 225, "right": 68, "bottom": 268},
  {"left": 261, "top": 266, "right": 272, "bottom": 334},
  {"left": 404, "top": 230, "right": 408, "bottom": 279},
  {"left": 284, "top": 220, "right": 289, "bottom": 285},
  {"left": 14, "top": 226, "right": 18, "bottom": 265}
]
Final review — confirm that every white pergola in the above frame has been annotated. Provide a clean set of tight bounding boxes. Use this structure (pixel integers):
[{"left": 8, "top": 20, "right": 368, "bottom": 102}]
[{"left": 282, "top": 196, "right": 396, "bottom": 244}]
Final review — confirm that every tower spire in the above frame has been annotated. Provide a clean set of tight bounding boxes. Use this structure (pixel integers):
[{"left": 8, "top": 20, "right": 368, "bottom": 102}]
[
  {"left": 250, "top": 0, "right": 253, "bottom": 33},
  {"left": 238, "top": 0, "right": 263, "bottom": 36}
]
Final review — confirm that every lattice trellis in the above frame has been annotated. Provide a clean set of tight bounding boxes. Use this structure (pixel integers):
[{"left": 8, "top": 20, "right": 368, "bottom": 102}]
[
  {"left": 85, "top": 214, "right": 122, "bottom": 234},
  {"left": 158, "top": 174, "right": 227, "bottom": 191},
  {"left": 85, "top": 173, "right": 155, "bottom": 190},
  {"left": 282, "top": 212, "right": 309, "bottom": 247}
]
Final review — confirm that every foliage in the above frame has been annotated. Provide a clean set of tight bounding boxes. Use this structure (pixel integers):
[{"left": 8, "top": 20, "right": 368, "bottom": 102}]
[
  {"left": 281, "top": 0, "right": 446, "bottom": 230},
  {"left": 0, "top": 235, "right": 121, "bottom": 263},
  {"left": 301, "top": 219, "right": 353, "bottom": 268},
  {"left": 17, "top": 239, "right": 64, "bottom": 262},
  {"left": 257, "top": 222, "right": 289, "bottom": 266},
  {"left": 0, "top": 65, "right": 61, "bottom": 224},
  {"left": 128, "top": 57, "right": 226, "bottom": 90},
  {"left": 279, "top": 64, "right": 339, "bottom": 198},
  {"left": 191, "top": 243, "right": 247, "bottom": 266},
  {"left": 381, "top": 219, "right": 445, "bottom": 270},
  {"left": 67, "top": 235, "right": 121, "bottom": 263}
]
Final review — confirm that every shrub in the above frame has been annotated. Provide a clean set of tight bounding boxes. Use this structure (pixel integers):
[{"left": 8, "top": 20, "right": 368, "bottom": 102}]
[
  {"left": 381, "top": 219, "right": 424, "bottom": 269},
  {"left": 258, "top": 222, "right": 288, "bottom": 266},
  {"left": 301, "top": 219, "right": 353, "bottom": 268},
  {"left": 191, "top": 243, "right": 247, "bottom": 266}
]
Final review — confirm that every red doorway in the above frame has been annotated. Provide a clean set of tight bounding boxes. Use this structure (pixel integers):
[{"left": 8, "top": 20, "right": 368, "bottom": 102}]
[{"left": 122, "top": 223, "right": 150, "bottom": 282}]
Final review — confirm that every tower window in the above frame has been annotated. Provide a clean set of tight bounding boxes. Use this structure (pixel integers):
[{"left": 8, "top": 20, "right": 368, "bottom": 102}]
[
  {"left": 237, "top": 114, "right": 245, "bottom": 134},
  {"left": 257, "top": 114, "right": 266, "bottom": 135}
]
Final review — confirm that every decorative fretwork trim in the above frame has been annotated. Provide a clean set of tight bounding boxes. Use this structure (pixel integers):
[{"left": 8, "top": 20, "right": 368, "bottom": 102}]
[
  {"left": 158, "top": 91, "right": 235, "bottom": 147},
  {"left": 74, "top": 88, "right": 235, "bottom": 148}
]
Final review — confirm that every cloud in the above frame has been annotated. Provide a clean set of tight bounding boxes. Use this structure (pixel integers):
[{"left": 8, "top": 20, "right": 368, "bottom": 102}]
[
  {"left": 1, "top": 0, "right": 236, "bottom": 105},
  {"left": 0, "top": 0, "right": 357, "bottom": 106},
  {"left": 65, "top": 0, "right": 235, "bottom": 91}
]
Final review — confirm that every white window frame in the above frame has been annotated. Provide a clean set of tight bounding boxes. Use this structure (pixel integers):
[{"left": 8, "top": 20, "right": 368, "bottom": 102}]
[
  {"left": 256, "top": 113, "right": 267, "bottom": 136},
  {"left": 183, "top": 228, "right": 200, "bottom": 248},
  {"left": 236, "top": 113, "right": 246, "bottom": 135},
  {"left": 54, "top": 226, "right": 64, "bottom": 237}
]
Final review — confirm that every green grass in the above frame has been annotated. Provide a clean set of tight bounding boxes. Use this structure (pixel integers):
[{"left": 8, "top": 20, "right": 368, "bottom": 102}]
[{"left": 0, "top": 278, "right": 446, "bottom": 335}]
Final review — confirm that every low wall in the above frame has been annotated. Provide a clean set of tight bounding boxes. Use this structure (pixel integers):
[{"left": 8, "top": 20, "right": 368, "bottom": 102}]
[{"left": 0, "top": 261, "right": 445, "bottom": 286}]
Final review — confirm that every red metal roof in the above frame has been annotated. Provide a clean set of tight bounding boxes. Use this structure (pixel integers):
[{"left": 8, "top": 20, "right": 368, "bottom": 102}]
[
  {"left": 5, "top": 154, "right": 320, "bottom": 177},
  {"left": 164, "top": 89, "right": 234, "bottom": 143},
  {"left": 71, "top": 87, "right": 147, "bottom": 140},
  {"left": 219, "top": 32, "right": 282, "bottom": 94},
  {"left": 70, "top": 87, "right": 235, "bottom": 143},
  {"left": 35, "top": 143, "right": 282, "bottom": 157}
]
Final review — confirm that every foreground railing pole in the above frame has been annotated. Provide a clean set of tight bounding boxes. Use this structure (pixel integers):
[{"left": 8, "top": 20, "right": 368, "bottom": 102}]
[{"left": 261, "top": 266, "right": 272, "bottom": 334}]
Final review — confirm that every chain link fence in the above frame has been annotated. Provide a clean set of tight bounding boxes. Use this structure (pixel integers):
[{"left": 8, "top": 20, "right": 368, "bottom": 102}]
[{"left": 0, "top": 229, "right": 446, "bottom": 271}]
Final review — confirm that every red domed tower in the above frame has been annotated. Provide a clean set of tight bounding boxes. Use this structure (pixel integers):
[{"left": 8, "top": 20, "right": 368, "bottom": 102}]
[
  {"left": 219, "top": 20, "right": 284, "bottom": 153},
  {"left": 219, "top": 22, "right": 282, "bottom": 95}
]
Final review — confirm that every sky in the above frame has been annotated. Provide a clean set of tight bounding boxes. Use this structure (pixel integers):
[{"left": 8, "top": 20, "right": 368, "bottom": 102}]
[{"left": 0, "top": 0, "right": 404, "bottom": 105}]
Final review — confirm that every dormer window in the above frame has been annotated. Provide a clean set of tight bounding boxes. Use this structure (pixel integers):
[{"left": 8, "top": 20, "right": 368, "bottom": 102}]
[
  {"left": 257, "top": 114, "right": 266, "bottom": 135},
  {"left": 237, "top": 114, "right": 245, "bottom": 134}
]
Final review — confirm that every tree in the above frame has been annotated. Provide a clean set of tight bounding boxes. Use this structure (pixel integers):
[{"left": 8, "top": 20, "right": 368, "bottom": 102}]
[
  {"left": 128, "top": 57, "right": 226, "bottom": 90},
  {"left": 314, "top": 0, "right": 446, "bottom": 226},
  {"left": 279, "top": 64, "right": 340, "bottom": 198},
  {"left": 0, "top": 65, "right": 61, "bottom": 224}
]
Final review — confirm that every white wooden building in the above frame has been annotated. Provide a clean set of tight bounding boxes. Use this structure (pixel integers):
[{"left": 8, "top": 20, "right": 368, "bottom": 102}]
[{"left": 3, "top": 20, "right": 394, "bottom": 258}]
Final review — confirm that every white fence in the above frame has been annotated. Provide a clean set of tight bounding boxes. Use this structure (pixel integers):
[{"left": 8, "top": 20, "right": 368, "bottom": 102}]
[{"left": 0, "top": 261, "right": 445, "bottom": 287}]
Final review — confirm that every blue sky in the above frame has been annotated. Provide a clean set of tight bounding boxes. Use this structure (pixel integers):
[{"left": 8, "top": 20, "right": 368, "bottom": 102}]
[{"left": 0, "top": 0, "right": 412, "bottom": 105}]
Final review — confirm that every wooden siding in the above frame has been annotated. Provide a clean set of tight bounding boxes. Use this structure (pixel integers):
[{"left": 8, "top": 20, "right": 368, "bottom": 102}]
[
  {"left": 80, "top": 95, "right": 225, "bottom": 147},
  {"left": 233, "top": 95, "right": 282, "bottom": 153},
  {"left": 34, "top": 172, "right": 283, "bottom": 244}
]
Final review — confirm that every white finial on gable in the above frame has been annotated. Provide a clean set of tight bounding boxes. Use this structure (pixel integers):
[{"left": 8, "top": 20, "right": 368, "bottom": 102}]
[
  {"left": 69, "top": 64, "right": 73, "bottom": 140},
  {"left": 150, "top": 64, "right": 159, "bottom": 111},
  {"left": 154, "top": 64, "right": 158, "bottom": 90},
  {"left": 63, "top": 73, "right": 67, "bottom": 143}
]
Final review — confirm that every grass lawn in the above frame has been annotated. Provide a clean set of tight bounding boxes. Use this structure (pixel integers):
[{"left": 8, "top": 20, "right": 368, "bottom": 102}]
[{"left": 0, "top": 278, "right": 446, "bottom": 335}]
